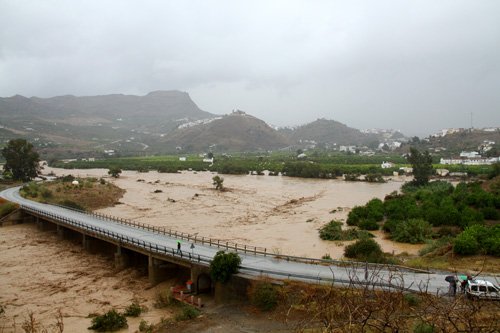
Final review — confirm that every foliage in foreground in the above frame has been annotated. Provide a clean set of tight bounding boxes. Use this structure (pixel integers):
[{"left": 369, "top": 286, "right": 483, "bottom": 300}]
[
  {"left": 88, "top": 310, "right": 127, "bottom": 332},
  {"left": 210, "top": 250, "right": 241, "bottom": 283},
  {"left": 281, "top": 280, "right": 500, "bottom": 332}
]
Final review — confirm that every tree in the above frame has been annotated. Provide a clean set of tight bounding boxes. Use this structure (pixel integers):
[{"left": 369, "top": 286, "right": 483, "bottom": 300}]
[
  {"left": 210, "top": 251, "right": 241, "bottom": 283},
  {"left": 407, "top": 147, "right": 433, "bottom": 186},
  {"left": 108, "top": 167, "right": 122, "bottom": 178},
  {"left": 212, "top": 175, "right": 224, "bottom": 190},
  {"left": 1, "top": 139, "right": 40, "bottom": 181}
]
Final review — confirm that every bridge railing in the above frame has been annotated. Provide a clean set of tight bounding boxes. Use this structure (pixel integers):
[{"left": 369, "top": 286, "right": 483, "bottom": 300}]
[
  {"left": 21, "top": 203, "right": 427, "bottom": 289},
  {"left": 52, "top": 203, "right": 269, "bottom": 256},
  {"left": 42, "top": 203, "right": 429, "bottom": 274},
  {"left": 22, "top": 204, "right": 213, "bottom": 266}
]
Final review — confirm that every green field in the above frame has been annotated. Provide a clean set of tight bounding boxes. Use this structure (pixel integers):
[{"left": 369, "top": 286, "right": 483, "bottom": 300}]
[{"left": 50, "top": 151, "right": 494, "bottom": 179}]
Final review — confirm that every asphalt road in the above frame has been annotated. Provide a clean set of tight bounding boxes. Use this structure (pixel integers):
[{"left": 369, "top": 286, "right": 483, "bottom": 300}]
[{"left": 2, "top": 186, "right": 498, "bottom": 295}]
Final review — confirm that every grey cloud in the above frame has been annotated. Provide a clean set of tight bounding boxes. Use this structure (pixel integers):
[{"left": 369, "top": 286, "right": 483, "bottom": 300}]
[{"left": 1, "top": 0, "right": 499, "bottom": 136}]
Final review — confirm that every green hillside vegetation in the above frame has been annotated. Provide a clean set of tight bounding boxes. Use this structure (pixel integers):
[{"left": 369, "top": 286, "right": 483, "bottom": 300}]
[
  {"left": 50, "top": 151, "right": 495, "bottom": 181},
  {"left": 346, "top": 179, "right": 500, "bottom": 257}
]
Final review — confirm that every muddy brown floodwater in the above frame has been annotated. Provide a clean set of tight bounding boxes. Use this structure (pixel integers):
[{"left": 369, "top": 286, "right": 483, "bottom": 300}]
[{"left": 0, "top": 167, "right": 424, "bottom": 332}]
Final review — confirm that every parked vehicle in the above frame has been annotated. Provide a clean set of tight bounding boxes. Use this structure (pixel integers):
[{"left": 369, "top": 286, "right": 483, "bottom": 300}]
[{"left": 465, "top": 279, "right": 500, "bottom": 300}]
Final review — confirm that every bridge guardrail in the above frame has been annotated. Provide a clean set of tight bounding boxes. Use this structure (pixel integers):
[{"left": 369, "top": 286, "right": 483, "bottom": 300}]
[
  {"left": 22, "top": 204, "right": 213, "bottom": 266},
  {"left": 51, "top": 204, "right": 430, "bottom": 274},
  {"left": 21, "top": 202, "right": 426, "bottom": 289}
]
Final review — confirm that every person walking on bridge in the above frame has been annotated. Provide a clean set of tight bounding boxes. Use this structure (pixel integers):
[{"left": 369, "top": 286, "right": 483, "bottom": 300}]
[{"left": 177, "top": 241, "right": 182, "bottom": 255}]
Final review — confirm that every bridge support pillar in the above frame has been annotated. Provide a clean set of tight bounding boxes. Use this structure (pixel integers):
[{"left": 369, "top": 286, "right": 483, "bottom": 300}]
[
  {"left": 82, "top": 234, "right": 91, "bottom": 251},
  {"left": 148, "top": 256, "right": 170, "bottom": 285},
  {"left": 56, "top": 224, "right": 65, "bottom": 239},
  {"left": 190, "top": 265, "right": 212, "bottom": 294},
  {"left": 115, "top": 246, "right": 129, "bottom": 270}
]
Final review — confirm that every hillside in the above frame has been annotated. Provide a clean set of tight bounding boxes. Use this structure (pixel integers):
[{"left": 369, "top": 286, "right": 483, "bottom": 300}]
[
  {"left": 280, "top": 118, "right": 382, "bottom": 148},
  {"left": 163, "top": 110, "right": 290, "bottom": 152},
  {"left": 0, "top": 91, "right": 215, "bottom": 156}
]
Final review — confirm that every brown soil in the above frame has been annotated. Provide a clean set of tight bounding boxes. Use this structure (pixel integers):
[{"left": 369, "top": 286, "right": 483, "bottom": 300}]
[{"left": 22, "top": 178, "right": 125, "bottom": 211}]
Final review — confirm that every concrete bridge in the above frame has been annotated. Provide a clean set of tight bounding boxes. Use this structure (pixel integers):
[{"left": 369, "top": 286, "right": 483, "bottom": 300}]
[{"left": 2, "top": 186, "right": 496, "bottom": 298}]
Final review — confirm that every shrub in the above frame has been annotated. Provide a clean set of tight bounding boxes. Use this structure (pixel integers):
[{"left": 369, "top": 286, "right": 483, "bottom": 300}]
[
  {"left": 344, "top": 237, "right": 383, "bottom": 262},
  {"left": 175, "top": 305, "right": 200, "bottom": 321},
  {"left": 358, "top": 219, "right": 379, "bottom": 230},
  {"left": 454, "top": 224, "right": 500, "bottom": 256},
  {"left": 480, "top": 207, "right": 499, "bottom": 220},
  {"left": 392, "top": 219, "right": 433, "bottom": 244},
  {"left": 319, "top": 220, "right": 359, "bottom": 241},
  {"left": 212, "top": 176, "right": 224, "bottom": 190},
  {"left": 453, "top": 229, "right": 481, "bottom": 255},
  {"left": 61, "top": 174, "right": 75, "bottom": 182},
  {"left": 88, "top": 310, "right": 127, "bottom": 332},
  {"left": 365, "top": 198, "right": 385, "bottom": 221},
  {"left": 249, "top": 281, "right": 278, "bottom": 311},
  {"left": 210, "top": 251, "right": 241, "bottom": 283},
  {"left": 139, "top": 319, "right": 154, "bottom": 333},
  {"left": 40, "top": 187, "right": 53, "bottom": 199},
  {"left": 123, "top": 301, "right": 143, "bottom": 317},
  {"left": 108, "top": 167, "right": 122, "bottom": 178},
  {"left": 383, "top": 219, "right": 403, "bottom": 233},
  {"left": 346, "top": 206, "right": 366, "bottom": 226},
  {"left": 365, "top": 173, "right": 385, "bottom": 183}
]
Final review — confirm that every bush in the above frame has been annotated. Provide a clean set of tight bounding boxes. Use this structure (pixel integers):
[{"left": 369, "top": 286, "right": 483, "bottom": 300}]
[
  {"left": 61, "top": 174, "right": 75, "bottom": 182},
  {"left": 40, "top": 187, "right": 53, "bottom": 199},
  {"left": 392, "top": 219, "right": 433, "bottom": 244},
  {"left": 139, "top": 319, "right": 154, "bottom": 333},
  {"left": 123, "top": 301, "right": 143, "bottom": 317},
  {"left": 249, "top": 281, "right": 278, "bottom": 311},
  {"left": 454, "top": 224, "right": 500, "bottom": 256},
  {"left": 108, "top": 167, "right": 122, "bottom": 178},
  {"left": 88, "top": 310, "right": 127, "bottom": 332},
  {"left": 481, "top": 207, "right": 499, "bottom": 220},
  {"left": 210, "top": 251, "right": 241, "bottom": 283},
  {"left": 344, "top": 237, "right": 384, "bottom": 262},
  {"left": 454, "top": 228, "right": 481, "bottom": 255},
  {"left": 319, "top": 220, "right": 359, "bottom": 241},
  {"left": 383, "top": 219, "right": 403, "bottom": 233},
  {"left": 175, "top": 305, "right": 200, "bottom": 321},
  {"left": 358, "top": 219, "right": 379, "bottom": 231},
  {"left": 346, "top": 206, "right": 366, "bottom": 226}
]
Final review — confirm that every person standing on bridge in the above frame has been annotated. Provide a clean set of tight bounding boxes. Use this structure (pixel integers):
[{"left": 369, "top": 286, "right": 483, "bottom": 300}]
[{"left": 177, "top": 241, "right": 182, "bottom": 255}]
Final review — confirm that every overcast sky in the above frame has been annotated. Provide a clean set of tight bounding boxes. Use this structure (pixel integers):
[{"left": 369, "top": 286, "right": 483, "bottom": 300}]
[{"left": 1, "top": 1, "right": 499, "bottom": 136}]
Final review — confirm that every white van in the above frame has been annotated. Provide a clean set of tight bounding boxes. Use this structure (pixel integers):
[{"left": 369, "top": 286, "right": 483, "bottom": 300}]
[{"left": 465, "top": 279, "right": 500, "bottom": 300}]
